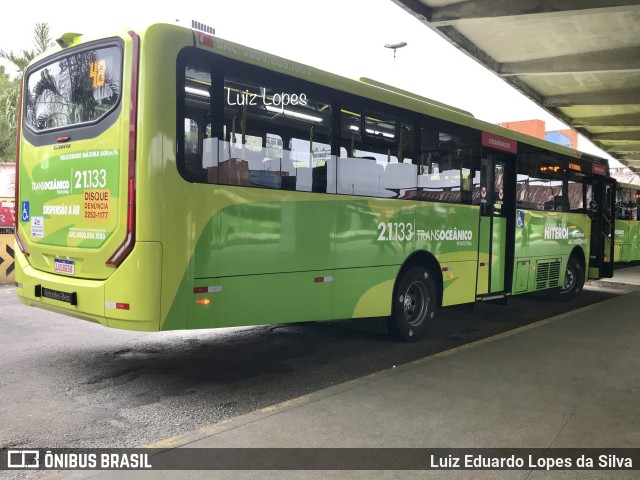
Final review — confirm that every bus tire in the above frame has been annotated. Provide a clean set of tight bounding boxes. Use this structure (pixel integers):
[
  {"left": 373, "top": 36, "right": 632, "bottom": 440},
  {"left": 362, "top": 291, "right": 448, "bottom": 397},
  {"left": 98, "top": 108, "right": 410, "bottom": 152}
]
[
  {"left": 557, "top": 255, "right": 585, "bottom": 300},
  {"left": 388, "top": 266, "right": 437, "bottom": 341}
]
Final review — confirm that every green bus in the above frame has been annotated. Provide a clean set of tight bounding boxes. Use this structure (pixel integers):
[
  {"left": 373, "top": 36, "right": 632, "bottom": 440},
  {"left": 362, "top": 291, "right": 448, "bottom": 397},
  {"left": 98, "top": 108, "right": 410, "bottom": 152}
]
[
  {"left": 614, "top": 182, "right": 640, "bottom": 262},
  {"left": 15, "top": 22, "right": 616, "bottom": 341}
]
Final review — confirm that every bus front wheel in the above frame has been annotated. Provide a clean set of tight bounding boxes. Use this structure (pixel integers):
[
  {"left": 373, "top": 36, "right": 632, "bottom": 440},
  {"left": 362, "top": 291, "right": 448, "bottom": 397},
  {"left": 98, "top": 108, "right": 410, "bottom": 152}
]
[{"left": 388, "top": 266, "right": 437, "bottom": 341}]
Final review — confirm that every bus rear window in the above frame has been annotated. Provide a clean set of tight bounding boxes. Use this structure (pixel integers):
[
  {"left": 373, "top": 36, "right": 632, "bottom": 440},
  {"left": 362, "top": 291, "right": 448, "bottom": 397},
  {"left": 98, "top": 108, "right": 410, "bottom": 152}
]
[{"left": 25, "top": 45, "right": 122, "bottom": 131}]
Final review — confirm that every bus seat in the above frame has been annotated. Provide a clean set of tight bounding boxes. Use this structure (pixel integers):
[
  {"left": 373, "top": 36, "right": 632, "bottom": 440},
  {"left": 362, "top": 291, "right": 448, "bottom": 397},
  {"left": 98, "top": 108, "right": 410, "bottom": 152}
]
[
  {"left": 245, "top": 149, "right": 265, "bottom": 170},
  {"left": 381, "top": 162, "right": 417, "bottom": 198},
  {"left": 295, "top": 167, "right": 313, "bottom": 192},
  {"left": 337, "top": 157, "right": 382, "bottom": 197},
  {"left": 202, "top": 138, "right": 219, "bottom": 168},
  {"left": 262, "top": 158, "right": 278, "bottom": 172},
  {"left": 325, "top": 157, "right": 337, "bottom": 194},
  {"left": 280, "top": 150, "right": 296, "bottom": 176}
]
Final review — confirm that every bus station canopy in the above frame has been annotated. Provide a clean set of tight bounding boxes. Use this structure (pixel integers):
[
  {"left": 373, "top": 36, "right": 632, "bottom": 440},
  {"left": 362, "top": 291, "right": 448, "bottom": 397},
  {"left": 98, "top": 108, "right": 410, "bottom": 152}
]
[{"left": 391, "top": 0, "right": 640, "bottom": 172}]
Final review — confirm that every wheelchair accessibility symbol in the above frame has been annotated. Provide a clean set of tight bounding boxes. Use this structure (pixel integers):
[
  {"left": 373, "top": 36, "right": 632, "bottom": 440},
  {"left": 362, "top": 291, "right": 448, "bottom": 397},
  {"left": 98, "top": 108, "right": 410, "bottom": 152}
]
[
  {"left": 21, "top": 202, "right": 30, "bottom": 222},
  {"left": 516, "top": 210, "right": 525, "bottom": 229}
]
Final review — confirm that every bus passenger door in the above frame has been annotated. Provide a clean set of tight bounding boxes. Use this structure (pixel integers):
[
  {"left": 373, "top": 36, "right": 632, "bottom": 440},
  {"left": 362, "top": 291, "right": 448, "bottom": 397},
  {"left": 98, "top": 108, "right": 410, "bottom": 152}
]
[
  {"left": 588, "top": 176, "right": 615, "bottom": 279},
  {"left": 477, "top": 153, "right": 515, "bottom": 296}
]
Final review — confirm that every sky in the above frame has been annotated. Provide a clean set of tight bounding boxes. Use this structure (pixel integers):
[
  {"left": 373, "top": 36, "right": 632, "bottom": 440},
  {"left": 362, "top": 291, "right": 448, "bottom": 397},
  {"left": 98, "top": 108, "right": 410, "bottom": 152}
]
[{"left": 0, "top": 0, "right": 623, "bottom": 166}]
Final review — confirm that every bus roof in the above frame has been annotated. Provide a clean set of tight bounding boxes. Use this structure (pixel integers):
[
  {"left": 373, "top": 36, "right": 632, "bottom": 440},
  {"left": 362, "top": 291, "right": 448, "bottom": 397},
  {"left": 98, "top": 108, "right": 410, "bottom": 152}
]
[{"left": 358, "top": 77, "right": 475, "bottom": 118}]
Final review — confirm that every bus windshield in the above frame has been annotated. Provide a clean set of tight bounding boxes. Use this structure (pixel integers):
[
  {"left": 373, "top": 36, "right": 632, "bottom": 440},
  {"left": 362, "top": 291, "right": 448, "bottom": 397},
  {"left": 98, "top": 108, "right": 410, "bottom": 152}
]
[{"left": 25, "top": 45, "right": 122, "bottom": 131}]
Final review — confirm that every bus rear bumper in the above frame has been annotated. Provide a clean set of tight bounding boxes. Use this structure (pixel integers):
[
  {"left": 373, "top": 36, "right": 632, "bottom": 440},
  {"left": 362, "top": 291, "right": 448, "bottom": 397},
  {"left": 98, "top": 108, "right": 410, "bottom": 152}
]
[{"left": 14, "top": 242, "right": 162, "bottom": 332}]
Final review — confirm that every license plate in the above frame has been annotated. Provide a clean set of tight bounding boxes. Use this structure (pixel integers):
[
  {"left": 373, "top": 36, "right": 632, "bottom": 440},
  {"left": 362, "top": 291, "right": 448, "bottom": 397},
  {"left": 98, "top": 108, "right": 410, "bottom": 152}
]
[
  {"left": 40, "top": 286, "right": 77, "bottom": 306},
  {"left": 54, "top": 259, "right": 75, "bottom": 275}
]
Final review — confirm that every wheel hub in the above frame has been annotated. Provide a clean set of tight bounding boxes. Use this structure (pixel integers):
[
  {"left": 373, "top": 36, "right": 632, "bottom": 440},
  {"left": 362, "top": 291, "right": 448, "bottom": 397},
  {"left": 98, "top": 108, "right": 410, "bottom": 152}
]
[
  {"left": 563, "top": 267, "right": 575, "bottom": 291},
  {"left": 403, "top": 281, "right": 428, "bottom": 327}
]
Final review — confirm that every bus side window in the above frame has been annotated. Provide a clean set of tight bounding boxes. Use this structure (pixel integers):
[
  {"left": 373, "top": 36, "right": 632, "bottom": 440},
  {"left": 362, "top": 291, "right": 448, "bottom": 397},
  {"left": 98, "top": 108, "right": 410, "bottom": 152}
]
[
  {"left": 178, "top": 58, "right": 214, "bottom": 183},
  {"left": 567, "top": 179, "right": 584, "bottom": 211},
  {"left": 416, "top": 129, "right": 475, "bottom": 204},
  {"left": 616, "top": 187, "right": 637, "bottom": 220},
  {"left": 517, "top": 151, "right": 583, "bottom": 211},
  {"left": 183, "top": 117, "right": 210, "bottom": 183},
  {"left": 517, "top": 153, "right": 558, "bottom": 210},
  {"left": 338, "top": 107, "right": 415, "bottom": 198},
  {"left": 217, "top": 71, "right": 333, "bottom": 192}
]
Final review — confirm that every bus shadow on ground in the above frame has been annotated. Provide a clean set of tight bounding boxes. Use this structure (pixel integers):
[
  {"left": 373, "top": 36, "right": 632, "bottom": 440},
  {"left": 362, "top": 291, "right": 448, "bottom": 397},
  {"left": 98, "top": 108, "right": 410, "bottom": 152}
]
[{"left": 64, "top": 286, "right": 618, "bottom": 394}]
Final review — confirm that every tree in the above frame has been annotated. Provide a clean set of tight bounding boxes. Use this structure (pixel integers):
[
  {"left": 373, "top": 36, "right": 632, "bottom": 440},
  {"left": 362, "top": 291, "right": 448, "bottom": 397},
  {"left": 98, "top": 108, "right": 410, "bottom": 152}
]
[
  {"left": 33, "top": 23, "right": 55, "bottom": 57},
  {"left": 0, "top": 22, "right": 54, "bottom": 162},
  {"left": 0, "top": 22, "right": 54, "bottom": 75},
  {"left": 0, "top": 66, "right": 17, "bottom": 162}
]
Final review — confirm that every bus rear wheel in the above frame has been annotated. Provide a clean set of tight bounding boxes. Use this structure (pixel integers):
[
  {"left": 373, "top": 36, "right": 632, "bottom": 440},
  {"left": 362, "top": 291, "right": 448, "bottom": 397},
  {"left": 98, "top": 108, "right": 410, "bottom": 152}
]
[
  {"left": 388, "top": 266, "right": 437, "bottom": 341},
  {"left": 557, "top": 255, "right": 585, "bottom": 300}
]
